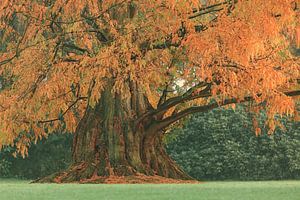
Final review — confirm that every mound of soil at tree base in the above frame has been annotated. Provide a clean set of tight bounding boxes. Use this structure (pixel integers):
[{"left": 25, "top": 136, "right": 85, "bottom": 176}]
[
  {"left": 80, "top": 174, "right": 200, "bottom": 184},
  {"left": 33, "top": 173, "right": 199, "bottom": 184}
]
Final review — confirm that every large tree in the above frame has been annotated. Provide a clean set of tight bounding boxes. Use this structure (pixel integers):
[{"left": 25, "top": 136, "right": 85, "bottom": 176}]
[{"left": 0, "top": 0, "right": 299, "bottom": 183}]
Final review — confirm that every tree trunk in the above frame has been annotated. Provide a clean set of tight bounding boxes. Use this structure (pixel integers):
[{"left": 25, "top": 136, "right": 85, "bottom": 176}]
[{"left": 35, "top": 82, "right": 192, "bottom": 183}]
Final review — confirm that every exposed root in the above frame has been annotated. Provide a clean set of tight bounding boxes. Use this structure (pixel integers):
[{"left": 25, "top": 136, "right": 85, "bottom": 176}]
[
  {"left": 32, "top": 162, "right": 197, "bottom": 184},
  {"left": 80, "top": 174, "right": 199, "bottom": 184},
  {"left": 33, "top": 173, "right": 199, "bottom": 184}
]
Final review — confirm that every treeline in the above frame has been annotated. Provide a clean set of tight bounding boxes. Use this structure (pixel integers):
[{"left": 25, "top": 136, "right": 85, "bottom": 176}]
[{"left": 1, "top": 107, "right": 300, "bottom": 180}]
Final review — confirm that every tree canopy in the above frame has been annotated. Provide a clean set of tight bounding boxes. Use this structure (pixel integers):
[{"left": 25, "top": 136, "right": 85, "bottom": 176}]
[{"left": 0, "top": 0, "right": 299, "bottom": 156}]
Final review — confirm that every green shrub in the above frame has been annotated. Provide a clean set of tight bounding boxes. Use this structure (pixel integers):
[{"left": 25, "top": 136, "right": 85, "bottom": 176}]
[
  {"left": 0, "top": 133, "right": 72, "bottom": 179},
  {"left": 0, "top": 159, "right": 11, "bottom": 177},
  {"left": 166, "top": 107, "right": 300, "bottom": 180}
]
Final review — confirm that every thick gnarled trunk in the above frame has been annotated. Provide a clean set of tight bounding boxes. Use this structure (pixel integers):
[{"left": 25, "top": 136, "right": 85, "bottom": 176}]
[{"left": 36, "top": 83, "right": 192, "bottom": 183}]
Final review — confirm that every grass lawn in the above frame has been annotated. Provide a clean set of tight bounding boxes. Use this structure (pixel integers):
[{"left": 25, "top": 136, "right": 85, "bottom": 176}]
[{"left": 0, "top": 179, "right": 300, "bottom": 200}]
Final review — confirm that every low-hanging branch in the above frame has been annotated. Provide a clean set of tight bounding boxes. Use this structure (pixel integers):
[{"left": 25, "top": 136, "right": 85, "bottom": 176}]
[
  {"left": 156, "top": 89, "right": 300, "bottom": 130},
  {"left": 37, "top": 96, "right": 87, "bottom": 124}
]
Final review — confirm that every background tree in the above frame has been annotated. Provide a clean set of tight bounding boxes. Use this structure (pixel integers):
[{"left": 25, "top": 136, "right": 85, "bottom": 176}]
[{"left": 0, "top": 0, "right": 299, "bottom": 183}]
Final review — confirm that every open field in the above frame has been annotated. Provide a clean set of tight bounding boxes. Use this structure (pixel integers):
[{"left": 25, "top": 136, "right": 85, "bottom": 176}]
[{"left": 0, "top": 179, "right": 300, "bottom": 200}]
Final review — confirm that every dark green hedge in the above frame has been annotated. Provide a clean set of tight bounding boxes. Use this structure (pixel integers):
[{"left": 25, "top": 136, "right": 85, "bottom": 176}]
[
  {"left": 166, "top": 107, "right": 300, "bottom": 180},
  {"left": 0, "top": 133, "right": 72, "bottom": 179}
]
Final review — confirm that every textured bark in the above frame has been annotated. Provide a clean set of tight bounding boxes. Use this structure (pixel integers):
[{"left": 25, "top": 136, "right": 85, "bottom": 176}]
[{"left": 35, "top": 82, "right": 191, "bottom": 183}]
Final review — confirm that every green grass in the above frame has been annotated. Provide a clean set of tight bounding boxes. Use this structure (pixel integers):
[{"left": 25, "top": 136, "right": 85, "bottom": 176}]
[{"left": 1, "top": 179, "right": 300, "bottom": 200}]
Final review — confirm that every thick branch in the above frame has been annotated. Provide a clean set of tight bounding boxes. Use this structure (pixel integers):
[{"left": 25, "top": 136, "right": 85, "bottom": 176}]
[
  {"left": 154, "top": 82, "right": 211, "bottom": 117},
  {"left": 156, "top": 89, "right": 300, "bottom": 130},
  {"left": 135, "top": 82, "right": 211, "bottom": 127}
]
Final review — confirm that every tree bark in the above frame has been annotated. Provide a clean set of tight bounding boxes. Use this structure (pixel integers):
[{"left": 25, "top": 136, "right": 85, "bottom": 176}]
[{"left": 35, "top": 82, "right": 192, "bottom": 183}]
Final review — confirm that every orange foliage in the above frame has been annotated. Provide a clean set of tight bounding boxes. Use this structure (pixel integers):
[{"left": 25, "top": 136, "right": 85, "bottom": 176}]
[{"left": 0, "top": 0, "right": 299, "bottom": 156}]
